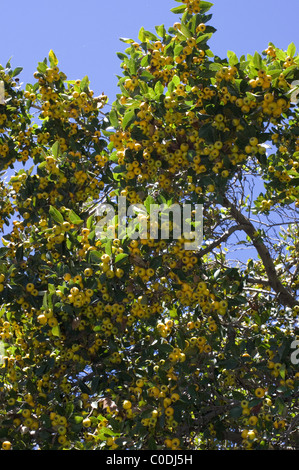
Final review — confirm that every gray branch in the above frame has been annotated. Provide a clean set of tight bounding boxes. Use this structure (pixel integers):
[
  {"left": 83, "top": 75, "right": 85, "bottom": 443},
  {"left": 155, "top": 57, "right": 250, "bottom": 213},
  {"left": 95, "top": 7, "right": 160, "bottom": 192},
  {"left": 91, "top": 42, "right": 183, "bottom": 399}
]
[{"left": 222, "top": 196, "right": 298, "bottom": 308}]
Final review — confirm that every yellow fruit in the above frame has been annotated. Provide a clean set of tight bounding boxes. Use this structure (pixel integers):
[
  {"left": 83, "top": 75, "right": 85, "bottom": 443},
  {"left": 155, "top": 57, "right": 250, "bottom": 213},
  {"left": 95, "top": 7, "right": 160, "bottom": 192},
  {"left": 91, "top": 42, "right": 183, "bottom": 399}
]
[
  {"left": 123, "top": 400, "right": 132, "bottom": 410},
  {"left": 171, "top": 393, "right": 180, "bottom": 402},
  {"left": 255, "top": 387, "right": 265, "bottom": 398},
  {"left": 247, "top": 430, "right": 256, "bottom": 440},
  {"left": 37, "top": 314, "right": 47, "bottom": 325},
  {"left": 106, "top": 437, "right": 115, "bottom": 446},
  {"left": 165, "top": 406, "right": 174, "bottom": 416},
  {"left": 22, "top": 409, "right": 31, "bottom": 418},
  {"left": 62, "top": 221, "right": 71, "bottom": 231},
  {"left": 83, "top": 417, "right": 91, "bottom": 427},
  {"left": 164, "top": 438, "right": 172, "bottom": 448},
  {"left": 84, "top": 268, "right": 93, "bottom": 277},
  {"left": 249, "top": 137, "right": 259, "bottom": 146},
  {"left": 26, "top": 283, "right": 35, "bottom": 292},
  {"left": 171, "top": 438, "right": 180, "bottom": 448},
  {"left": 57, "top": 425, "right": 67, "bottom": 435},
  {"left": 2, "top": 441, "right": 12, "bottom": 450},
  {"left": 58, "top": 435, "right": 67, "bottom": 444},
  {"left": 248, "top": 416, "right": 258, "bottom": 426}
]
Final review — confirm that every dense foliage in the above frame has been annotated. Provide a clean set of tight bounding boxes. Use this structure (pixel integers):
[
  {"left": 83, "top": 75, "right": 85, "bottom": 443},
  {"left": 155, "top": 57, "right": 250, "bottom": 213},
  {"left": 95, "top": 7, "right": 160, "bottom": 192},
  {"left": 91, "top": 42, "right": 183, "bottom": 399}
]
[{"left": 0, "top": 0, "right": 298, "bottom": 450}]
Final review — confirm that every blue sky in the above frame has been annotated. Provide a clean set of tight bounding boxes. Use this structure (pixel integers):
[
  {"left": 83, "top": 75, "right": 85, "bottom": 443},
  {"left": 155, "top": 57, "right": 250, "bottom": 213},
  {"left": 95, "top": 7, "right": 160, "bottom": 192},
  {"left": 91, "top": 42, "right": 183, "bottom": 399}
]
[{"left": 1, "top": 0, "right": 298, "bottom": 103}]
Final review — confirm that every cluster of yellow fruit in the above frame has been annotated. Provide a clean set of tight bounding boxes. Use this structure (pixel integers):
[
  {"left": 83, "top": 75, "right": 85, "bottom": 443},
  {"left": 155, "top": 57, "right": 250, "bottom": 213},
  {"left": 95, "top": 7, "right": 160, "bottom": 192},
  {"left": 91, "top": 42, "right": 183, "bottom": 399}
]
[
  {"left": 113, "top": 85, "right": 284, "bottom": 210},
  {"left": 111, "top": 11, "right": 299, "bottom": 237},
  {"left": 264, "top": 45, "right": 276, "bottom": 59},
  {"left": 0, "top": 75, "right": 31, "bottom": 169},
  {"left": 0, "top": 183, "right": 13, "bottom": 229},
  {"left": 239, "top": 390, "right": 288, "bottom": 449},
  {"left": 30, "top": 66, "right": 104, "bottom": 121},
  {"left": 181, "top": 0, "right": 201, "bottom": 14}
]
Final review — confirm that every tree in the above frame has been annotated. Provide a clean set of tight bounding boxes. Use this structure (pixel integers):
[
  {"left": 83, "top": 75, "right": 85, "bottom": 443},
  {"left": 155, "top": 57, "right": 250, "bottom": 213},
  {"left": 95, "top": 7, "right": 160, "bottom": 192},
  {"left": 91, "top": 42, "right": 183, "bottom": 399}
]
[{"left": 0, "top": 0, "right": 298, "bottom": 451}]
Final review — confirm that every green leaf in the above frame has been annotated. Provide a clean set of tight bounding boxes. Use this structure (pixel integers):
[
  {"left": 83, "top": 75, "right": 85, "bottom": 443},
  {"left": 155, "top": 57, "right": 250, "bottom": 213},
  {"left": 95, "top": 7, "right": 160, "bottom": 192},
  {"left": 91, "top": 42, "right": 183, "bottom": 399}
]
[
  {"left": 275, "top": 397, "right": 285, "bottom": 415},
  {"left": 200, "top": 1, "right": 214, "bottom": 13},
  {"left": 78, "top": 381, "right": 91, "bottom": 395},
  {"left": 155, "top": 24, "right": 166, "bottom": 38},
  {"left": 227, "top": 50, "right": 239, "bottom": 66},
  {"left": 129, "top": 56, "right": 137, "bottom": 75},
  {"left": 37, "top": 61, "right": 48, "bottom": 73},
  {"left": 138, "top": 27, "right": 157, "bottom": 42},
  {"left": 12, "top": 67, "right": 23, "bottom": 78},
  {"left": 170, "top": 5, "right": 186, "bottom": 14},
  {"left": 119, "top": 37, "right": 135, "bottom": 44},
  {"left": 115, "top": 253, "right": 129, "bottom": 264},
  {"left": 279, "top": 364, "right": 286, "bottom": 380},
  {"left": 68, "top": 210, "right": 84, "bottom": 225},
  {"left": 287, "top": 42, "right": 296, "bottom": 58},
  {"left": 267, "top": 68, "right": 283, "bottom": 78},
  {"left": 65, "top": 403, "right": 74, "bottom": 418},
  {"left": 105, "top": 239, "right": 112, "bottom": 256},
  {"left": 0, "top": 247, "right": 9, "bottom": 258},
  {"left": 86, "top": 215, "right": 94, "bottom": 230},
  {"left": 174, "top": 44, "right": 184, "bottom": 58},
  {"left": 51, "top": 141, "right": 61, "bottom": 158},
  {"left": 122, "top": 108, "right": 136, "bottom": 130},
  {"left": 116, "top": 52, "right": 127, "bottom": 61},
  {"left": 113, "top": 165, "right": 126, "bottom": 174},
  {"left": 154, "top": 81, "right": 164, "bottom": 96},
  {"left": 223, "top": 358, "right": 239, "bottom": 369},
  {"left": 172, "top": 75, "right": 181, "bottom": 87},
  {"left": 42, "top": 292, "right": 48, "bottom": 310},
  {"left": 180, "top": 22, "right": 192, "bottom": 38},
  {"left": 196, "top": 32, "right": 213, "bottom": 44},
  {"left": 72, "top": 415, "right": 84, "bottom": 424},
  {"left": 89, "top": 251, "right": 102, "bottom": 264},
  {"left": 275, "top": 48, "right": 287, "bottom": 61},
  {"left": 229, "top": 407, "right": 243, "bottom": 418},
  {"left": 252, "top": 51, "right": 263, "bottom": 70},
  {"left": 80, "top": 75, "right": 90, "bottom": 92},
  {"left": 49, "top": 49, "right": 58, "bottom": 67},
  {"left": 144, "top": 195, "right": 156, "bottom": 213},
  {"left": 52, "top": 325, "right": 61, "bottom": 337},
  {"left": 49, "top": 206, "right": 64, "bottom": 224},
  {"left": 15, "top": 245, "right": 24, "bottom": 263},
  {"left": 39, "top": 431, "right": 51, "bottom": 442},
  {"left": 148, "top": 435, "right": 158, "bottom": 450},
  {"left": 138, "top": 27, "right": 146, "bottom": 43},
  {"left": 91, "top": 376, "right": 100, "bottom": 394},
  {"left": 97, "top": 427, "right": 117, "bottom": 441},
  {"left": 109, "top": 108, "right": 119, "bottom": 129}
]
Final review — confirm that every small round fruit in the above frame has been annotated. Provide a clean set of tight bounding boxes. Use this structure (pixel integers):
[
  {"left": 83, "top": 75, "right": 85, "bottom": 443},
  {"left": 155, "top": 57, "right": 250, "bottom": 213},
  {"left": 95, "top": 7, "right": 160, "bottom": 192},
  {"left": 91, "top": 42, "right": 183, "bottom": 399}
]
[
  {"left": 82, "top": 417, "right": 91, "bottom": 427},
  {"left": 255, "top": 387, "right": 265, "bottom": 398},
  {"left": 2, "top": 441, "right": 12, "bottom": 450},
  {"left": 122, "top": 400, "right": 132, "bottom": 410}
]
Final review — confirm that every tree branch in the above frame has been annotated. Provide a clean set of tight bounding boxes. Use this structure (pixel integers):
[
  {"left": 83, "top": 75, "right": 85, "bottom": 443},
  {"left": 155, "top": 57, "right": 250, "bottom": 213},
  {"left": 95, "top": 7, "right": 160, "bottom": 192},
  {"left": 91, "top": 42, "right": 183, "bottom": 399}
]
[
  {"left": 198, "top": 224, "right": 247, "bottom": 258},
  {"left": 222, "top": 196, "right": 298, "bottom": 308},
  {"left": 246, "top": 277, "right": 270, "bottom": 287}
]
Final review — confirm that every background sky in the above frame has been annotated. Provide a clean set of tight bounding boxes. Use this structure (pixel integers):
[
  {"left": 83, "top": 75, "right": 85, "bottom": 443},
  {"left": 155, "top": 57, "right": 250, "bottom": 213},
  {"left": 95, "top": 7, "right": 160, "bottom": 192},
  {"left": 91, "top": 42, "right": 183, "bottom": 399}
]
[{"left": 1, "top": 0, "right": 298, "bottom": 103}]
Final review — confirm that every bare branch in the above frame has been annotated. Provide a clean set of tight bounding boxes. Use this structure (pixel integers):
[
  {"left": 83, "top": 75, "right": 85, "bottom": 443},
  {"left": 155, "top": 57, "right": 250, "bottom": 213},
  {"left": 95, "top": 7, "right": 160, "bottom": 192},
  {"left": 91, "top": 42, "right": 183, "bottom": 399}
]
[
  {"left": 198, "top": 225, "right": 247, "bottom": 258},
  {"left": 222, "top": 196, "right": 298, "bottom": 308}
]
